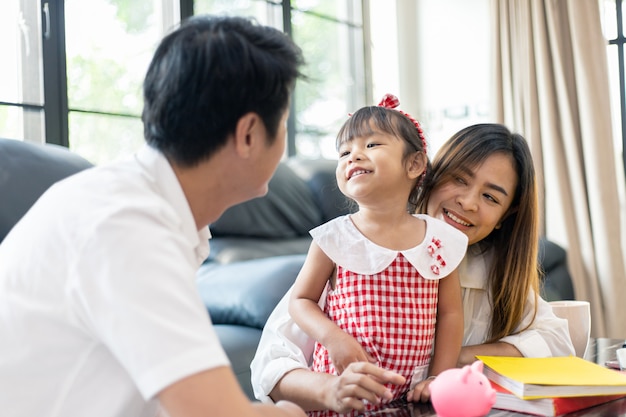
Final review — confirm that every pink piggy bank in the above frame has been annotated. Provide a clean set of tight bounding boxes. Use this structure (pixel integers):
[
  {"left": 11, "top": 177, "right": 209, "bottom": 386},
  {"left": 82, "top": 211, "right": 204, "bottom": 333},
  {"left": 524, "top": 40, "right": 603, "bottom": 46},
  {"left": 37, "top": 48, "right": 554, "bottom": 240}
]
[{"left": 429, "top": 360, "right": 496, "bottom": 417}]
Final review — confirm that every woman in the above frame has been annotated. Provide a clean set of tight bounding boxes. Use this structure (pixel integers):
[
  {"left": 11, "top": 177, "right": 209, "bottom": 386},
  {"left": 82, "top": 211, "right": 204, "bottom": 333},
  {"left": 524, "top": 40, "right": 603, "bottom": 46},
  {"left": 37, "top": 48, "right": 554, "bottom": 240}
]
[{"left": 250, "top": 123, "right": 575, "bottom": 413}]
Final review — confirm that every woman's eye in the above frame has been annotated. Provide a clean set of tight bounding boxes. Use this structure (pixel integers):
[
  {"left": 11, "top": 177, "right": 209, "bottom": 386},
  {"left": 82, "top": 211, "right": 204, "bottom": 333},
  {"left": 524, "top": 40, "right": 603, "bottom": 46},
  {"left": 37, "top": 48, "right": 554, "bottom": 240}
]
[
  {"left": 455, "top": 176, "right": 467, "bottom": 185},
  {"left": 484, "top": 194, "right": 498, "bottom": 204}
]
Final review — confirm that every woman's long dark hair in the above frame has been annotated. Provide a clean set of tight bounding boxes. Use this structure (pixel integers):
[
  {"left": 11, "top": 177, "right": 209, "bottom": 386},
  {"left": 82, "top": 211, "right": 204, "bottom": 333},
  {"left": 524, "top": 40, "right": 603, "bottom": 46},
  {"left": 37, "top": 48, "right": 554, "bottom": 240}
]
[{"left": 417, "top": 123, "right": 539, "bottom": 341}]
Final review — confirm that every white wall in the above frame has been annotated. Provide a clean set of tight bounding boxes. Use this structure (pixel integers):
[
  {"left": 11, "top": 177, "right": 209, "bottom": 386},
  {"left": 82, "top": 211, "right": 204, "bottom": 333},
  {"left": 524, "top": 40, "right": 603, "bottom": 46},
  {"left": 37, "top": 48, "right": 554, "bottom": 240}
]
[{"left": 369, "top": 0, "right": 491, "bottom": 156}]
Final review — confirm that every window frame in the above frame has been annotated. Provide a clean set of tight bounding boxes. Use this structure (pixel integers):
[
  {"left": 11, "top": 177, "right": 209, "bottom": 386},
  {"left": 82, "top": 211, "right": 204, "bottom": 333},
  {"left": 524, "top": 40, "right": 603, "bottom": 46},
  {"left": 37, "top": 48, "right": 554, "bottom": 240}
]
[
  {"left": 607, "top": 0, "right": 626, "bottom": 172},
  {"left": 18, "top": 0, "right": 368, "bottom": 159}
]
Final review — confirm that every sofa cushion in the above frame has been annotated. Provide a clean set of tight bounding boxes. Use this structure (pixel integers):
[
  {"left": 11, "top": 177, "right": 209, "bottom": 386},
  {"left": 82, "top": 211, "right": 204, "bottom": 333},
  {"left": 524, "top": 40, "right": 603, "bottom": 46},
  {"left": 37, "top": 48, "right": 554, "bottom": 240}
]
[
  {"left": 539, "top": 238, "right": 575, "bottom": 300},
  {"left": 0, "top": 138, "right": 93, "bottom": 243},
  {"left": 213, "top": 325, "right": 261, "bottom": 400},
  {"left": 209, "top": 163, "right": 322, "bottom": 238},
  {"left": 205, "top": 236, "right": 312, "bottom": 264},
  {"left": 286, "top": 158, "right": 353, "bottom": 222},
  {"left": 197, "top": 254, "right": 306, "bottom": 329}
]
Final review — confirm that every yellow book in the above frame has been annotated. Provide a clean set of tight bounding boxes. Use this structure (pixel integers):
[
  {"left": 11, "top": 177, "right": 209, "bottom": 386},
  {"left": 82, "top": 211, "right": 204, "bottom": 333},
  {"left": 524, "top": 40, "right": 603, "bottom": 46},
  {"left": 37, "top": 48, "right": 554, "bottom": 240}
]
[{"left": 477, "top": 355, "right": 626, "bottom": 400}]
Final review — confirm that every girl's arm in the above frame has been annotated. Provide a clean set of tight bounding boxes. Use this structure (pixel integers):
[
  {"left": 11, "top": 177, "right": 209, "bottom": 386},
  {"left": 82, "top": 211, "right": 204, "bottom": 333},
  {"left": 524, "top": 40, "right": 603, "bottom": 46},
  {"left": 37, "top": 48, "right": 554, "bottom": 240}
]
[
  {"left": 289, "top": 242, "right": 373, "bottom": 374},
  {"left": 408, "top": 269, "right": 464, "bottom": 402}
]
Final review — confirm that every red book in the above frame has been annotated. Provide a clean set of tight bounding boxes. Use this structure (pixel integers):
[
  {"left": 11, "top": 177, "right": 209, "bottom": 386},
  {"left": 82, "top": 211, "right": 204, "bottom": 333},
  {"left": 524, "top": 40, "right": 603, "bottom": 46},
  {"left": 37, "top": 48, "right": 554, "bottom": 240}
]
[{"left": 491, "top": 381, "right": 626, "bottom": 416}]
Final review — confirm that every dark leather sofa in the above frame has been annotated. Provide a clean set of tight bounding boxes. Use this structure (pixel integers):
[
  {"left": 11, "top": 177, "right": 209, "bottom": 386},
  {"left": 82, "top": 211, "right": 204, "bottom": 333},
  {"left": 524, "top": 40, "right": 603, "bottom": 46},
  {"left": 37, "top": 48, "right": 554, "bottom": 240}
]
[{"left": 0, "top": 137, "right": 575, "bottom": 400}]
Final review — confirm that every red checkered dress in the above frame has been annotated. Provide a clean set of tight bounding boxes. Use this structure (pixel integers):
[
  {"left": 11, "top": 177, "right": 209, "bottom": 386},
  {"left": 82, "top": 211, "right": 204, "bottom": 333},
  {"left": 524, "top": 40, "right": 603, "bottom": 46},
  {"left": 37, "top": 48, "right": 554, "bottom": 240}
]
[{"left": 306, "top": 214, "right": 467, "bottom": 417}]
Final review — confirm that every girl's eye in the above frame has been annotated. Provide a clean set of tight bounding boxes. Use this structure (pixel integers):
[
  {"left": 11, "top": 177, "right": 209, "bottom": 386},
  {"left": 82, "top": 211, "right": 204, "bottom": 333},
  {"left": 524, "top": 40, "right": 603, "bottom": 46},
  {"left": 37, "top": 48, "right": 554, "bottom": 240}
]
[
  {"left": 366, "top": 143, "right": 379, "bottom": 148},
  {"left": 339, "top": 150, "right": 350, "bottom": 157}
]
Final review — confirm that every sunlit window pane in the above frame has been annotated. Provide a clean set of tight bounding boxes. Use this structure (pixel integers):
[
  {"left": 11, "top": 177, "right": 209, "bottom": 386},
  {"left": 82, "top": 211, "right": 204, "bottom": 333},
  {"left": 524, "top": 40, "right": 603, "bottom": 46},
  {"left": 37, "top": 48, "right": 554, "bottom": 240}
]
[
  {"left": 194, "top": 0, "right": 282, "bottom": 27},
  {"left": 69, "top": 111, "right": 143, "bottom": 165},
  {"left": 65, "top": 0, "right": 158, "bottom": 116},
  {"left": 607, "top": 45, "right": 622, "bottom": 153},
  {"left": 0, "top": 2, "right": 44, "bottom": 106},
  {"left": 0, "top": 1, "right": 44, "bottom": 142},
  {"left": 622, "top": 0, "right": 626, "bottom": 37},
  {"left": 293, "top": 0, "right": 363, "bottom": 25},
  {"left": 602, "top": 0, "right": 618, "bottom": 40},
  {"left": 0, "top": 105, "right": 44, "bottom": 142},
  {"left": 411, "top": 0, "right": 491, "bottom": 156},
  {"left": 292, "top": 6, "right": 365, "bottom": 159},
  {"left": 64, "top": 0, "right": 172, "bottom": 163}
]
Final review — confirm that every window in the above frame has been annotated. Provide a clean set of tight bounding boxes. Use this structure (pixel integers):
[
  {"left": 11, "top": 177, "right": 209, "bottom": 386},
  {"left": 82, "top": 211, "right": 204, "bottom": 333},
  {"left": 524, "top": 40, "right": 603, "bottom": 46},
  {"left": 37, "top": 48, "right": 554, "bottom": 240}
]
[
  {"left": 602, "top": 0, "right": 626, "bottom": 173},
  {"left": 0, "top": 0, "right": 367, "bottom": 164},
  {"left": 194, "top": 0, "right": 367, "bottom": 159},
  {"left": 64, "top": 0, "right": 176, "bottom": 164},
  {"left": 0, "top": 1, "right": 45, "bottom": 143},
  {"left": 368, "top": 0, "right": 492, "bottom": 158}
]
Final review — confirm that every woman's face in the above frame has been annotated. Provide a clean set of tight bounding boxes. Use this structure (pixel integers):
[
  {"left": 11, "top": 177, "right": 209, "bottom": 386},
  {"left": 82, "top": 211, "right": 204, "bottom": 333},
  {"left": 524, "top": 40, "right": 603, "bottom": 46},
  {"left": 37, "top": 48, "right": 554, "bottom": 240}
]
[{"left": 427, "top": 152, "right": 518, "bottom": 245}]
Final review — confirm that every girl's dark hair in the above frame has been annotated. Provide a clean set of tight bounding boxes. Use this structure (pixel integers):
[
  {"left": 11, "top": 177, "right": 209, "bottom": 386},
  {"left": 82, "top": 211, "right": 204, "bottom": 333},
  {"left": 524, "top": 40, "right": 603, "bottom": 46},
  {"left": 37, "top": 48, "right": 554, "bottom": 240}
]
[
  {"left": 417, "top": 123, "right": 539, "bottom": 341},
  {"left": 142, "top": 15, "right": 304, "bottom": 167},
  {"left": 336, "top": 106, "right": 430, "bottom": 212}
]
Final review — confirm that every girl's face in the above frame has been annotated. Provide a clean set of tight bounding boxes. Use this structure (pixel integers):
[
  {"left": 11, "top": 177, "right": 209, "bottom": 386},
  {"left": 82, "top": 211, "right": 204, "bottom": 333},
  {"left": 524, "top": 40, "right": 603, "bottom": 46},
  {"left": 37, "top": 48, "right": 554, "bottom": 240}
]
[
  {"left": 426, "top": 152, "right": 518, "bottom": 245},
  {"left": 336, "top": 131, "right": 424, "bottom": 205}
]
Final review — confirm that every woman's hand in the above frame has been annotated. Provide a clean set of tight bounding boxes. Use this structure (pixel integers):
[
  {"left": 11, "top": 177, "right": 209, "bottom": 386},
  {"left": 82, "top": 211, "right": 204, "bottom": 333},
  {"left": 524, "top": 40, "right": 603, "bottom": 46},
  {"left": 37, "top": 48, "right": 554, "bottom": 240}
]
[
  {"left": 405, "top": 377, "right": 435, "bottom": 403},
  {"left": 323, "top": 362, "right": 406, "bottom": 413}
]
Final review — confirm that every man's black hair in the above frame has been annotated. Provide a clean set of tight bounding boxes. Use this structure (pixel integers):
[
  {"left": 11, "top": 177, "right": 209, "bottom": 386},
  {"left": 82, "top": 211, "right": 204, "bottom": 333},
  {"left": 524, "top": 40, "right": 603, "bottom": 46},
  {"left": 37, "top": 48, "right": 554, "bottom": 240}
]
[{"left": 142, "top": 15, "right": 305, "bottom": 166}]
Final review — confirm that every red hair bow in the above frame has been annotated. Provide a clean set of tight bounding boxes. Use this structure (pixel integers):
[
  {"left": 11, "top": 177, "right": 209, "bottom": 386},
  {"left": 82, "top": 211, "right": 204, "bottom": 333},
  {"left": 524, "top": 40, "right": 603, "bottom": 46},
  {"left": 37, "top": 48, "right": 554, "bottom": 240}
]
[{"left": 378, "top": 93, "right": 427, "bottom": 154}]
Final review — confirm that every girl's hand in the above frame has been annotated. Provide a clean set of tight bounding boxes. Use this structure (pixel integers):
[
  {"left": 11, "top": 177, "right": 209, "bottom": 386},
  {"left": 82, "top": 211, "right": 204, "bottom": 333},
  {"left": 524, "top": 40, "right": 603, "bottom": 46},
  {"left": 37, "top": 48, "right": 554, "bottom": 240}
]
[
  {"left": 324, "top": 362, "right": 406, "bottom": 413},
  {"left": 326, "top": 331, "right": 375, "bottom": 375},
  {"left": 406, "top": 377, "right": 435, "bottom": 403}
]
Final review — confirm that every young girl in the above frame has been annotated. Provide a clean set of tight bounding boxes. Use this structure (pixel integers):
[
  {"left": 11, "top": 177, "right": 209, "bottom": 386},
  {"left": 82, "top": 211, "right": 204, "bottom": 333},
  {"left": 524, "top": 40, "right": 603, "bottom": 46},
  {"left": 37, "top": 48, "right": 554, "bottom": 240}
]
[{"left": 287, "top": 94, "right": 468, "bottom": 416}]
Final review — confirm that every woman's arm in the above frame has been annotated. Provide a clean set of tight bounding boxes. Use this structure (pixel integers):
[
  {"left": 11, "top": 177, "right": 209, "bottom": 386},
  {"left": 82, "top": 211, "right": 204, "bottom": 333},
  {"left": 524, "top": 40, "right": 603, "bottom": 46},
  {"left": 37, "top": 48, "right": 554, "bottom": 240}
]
[
  {"left": 270, "top": 362, "right": 405, "bottom": 413},
  {"left": 497, "top": 294, "right": 574, "bottom": 357},
  {"left": 458, "top": 289, "right": 574, "bottom": 366},
  {"left": 458, "top": 342, "right": 522, "bottom": 366}
]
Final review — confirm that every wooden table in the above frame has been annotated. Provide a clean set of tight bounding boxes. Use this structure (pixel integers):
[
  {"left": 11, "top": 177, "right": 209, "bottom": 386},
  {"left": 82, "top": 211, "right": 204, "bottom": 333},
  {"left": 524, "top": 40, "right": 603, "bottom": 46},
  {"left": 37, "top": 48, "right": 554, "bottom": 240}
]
[{"left": 358, "top": 338, "right": 626, "bottom": 416}]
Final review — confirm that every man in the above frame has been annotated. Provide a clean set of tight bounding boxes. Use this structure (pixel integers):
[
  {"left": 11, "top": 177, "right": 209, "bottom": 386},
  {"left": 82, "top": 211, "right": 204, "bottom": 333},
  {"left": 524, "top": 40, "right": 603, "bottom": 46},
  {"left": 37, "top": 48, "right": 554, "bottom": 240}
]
[{"left": 0, "top": 15, "right": 305, "bottom": 417}]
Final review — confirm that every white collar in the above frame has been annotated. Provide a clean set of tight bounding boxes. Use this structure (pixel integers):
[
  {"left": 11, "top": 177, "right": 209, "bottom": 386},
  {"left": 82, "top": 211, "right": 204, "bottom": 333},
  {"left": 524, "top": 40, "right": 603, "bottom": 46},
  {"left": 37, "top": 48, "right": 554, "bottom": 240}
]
[
  {"left": 310, "top": 214, "right": 467, "bottom": 279},
  {"left": 135, "top": 145, "right": 210, "bottom": 264}
]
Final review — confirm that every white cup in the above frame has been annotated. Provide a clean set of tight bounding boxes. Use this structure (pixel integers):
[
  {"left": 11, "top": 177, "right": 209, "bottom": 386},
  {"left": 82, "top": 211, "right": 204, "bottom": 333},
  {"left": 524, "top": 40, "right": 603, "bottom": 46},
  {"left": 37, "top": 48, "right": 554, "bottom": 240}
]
[
  {"left": 549, "top": 300, "right": 591, "bottom": 358},
  {"left": 617, "top": 348, "right": 626, "bottom": 370}
]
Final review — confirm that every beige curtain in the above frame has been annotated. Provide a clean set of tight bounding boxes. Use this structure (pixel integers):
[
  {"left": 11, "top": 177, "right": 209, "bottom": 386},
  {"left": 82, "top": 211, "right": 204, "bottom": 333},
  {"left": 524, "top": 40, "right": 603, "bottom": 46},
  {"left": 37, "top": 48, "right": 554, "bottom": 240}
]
[{"left": 493, "top": 0, "right": 626, "bottom": 338}]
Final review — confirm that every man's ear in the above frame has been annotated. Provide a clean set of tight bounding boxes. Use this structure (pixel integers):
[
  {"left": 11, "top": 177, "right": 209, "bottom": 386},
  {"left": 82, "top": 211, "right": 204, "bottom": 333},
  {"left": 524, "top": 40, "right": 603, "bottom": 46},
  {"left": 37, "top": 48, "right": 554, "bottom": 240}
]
[
  {"left": 233, "top": 112, "right": 262, "bottom": 158},
  {"left": 407, "top": 151, "right": 427, "bottom": 180}
]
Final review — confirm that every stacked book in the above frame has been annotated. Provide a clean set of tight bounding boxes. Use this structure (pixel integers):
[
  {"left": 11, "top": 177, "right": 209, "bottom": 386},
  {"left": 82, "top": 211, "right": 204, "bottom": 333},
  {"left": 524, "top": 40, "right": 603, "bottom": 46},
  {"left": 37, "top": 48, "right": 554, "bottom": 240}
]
[{"left": 477, "top": 355, "right": 626, "bottom": 416}]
